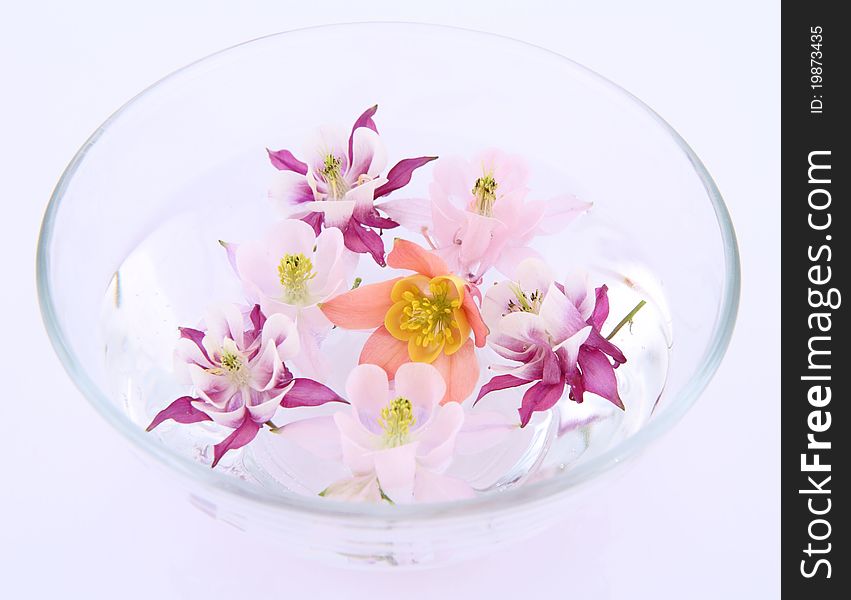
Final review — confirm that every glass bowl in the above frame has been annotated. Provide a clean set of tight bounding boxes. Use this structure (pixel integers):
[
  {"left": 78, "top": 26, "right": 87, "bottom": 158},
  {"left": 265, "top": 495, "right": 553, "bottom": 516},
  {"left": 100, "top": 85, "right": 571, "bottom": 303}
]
[{"left": 37, "top": 23, "right": 740, "bottom": 568}]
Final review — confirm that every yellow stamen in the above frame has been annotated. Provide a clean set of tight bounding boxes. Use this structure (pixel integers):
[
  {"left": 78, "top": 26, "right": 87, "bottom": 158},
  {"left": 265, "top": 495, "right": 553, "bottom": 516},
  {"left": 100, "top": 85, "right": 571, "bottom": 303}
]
[
  {"left": 379, "top": 397, "right": 416, "bottom": 447},
  {"left": 472, "top": 173, "right": 498, "bottom": 216},
  {"left": 278, "top": 253, "right": 316, "bottom": 304},
  {"left": 322, "top": 153, "right": 349, "bottom": 199}
]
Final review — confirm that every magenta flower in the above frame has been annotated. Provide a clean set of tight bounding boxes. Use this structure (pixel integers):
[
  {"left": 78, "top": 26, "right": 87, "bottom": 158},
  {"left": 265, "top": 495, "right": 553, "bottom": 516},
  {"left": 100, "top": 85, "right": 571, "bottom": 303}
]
[
  {"left": 381, "top": 149, "right": 590, "bottom": 283},
  {"left": 475, "top": 259, "right": 626, "bottom": 427},
  {"left": 267, "top": 105, "right": 436, "bottom": 266},
  {"left": 147, "top": 304, "right": 344, "bottom": 467},
  {"left": 278, "top": 363, "right": 474, "bottom": 503}
]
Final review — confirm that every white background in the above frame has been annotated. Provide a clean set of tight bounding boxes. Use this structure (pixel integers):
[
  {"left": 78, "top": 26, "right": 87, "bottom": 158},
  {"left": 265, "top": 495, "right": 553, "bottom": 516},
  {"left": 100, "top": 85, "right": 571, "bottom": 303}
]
[{"left": 1, "top": 1, "right": 779, "bottom": 598}]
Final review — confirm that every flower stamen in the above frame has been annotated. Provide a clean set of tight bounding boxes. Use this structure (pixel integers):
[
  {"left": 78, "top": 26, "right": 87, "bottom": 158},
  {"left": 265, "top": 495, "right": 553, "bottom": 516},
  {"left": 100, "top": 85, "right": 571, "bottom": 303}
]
[
  {"left": 506, "top": 284, "right": 543, "bottom": 315},
  {"left": 472, "top": 173, "right": 498, "bottom": 217},
  {"left": 399, "top": 281, "right": 461, "bottom": 350},
  {"left": 278, "top": 253, "right": 317, "bottom": 304},
  {"left": 321, "top": 153, "right": 349, "bottom": 199},
  {"left": 379, "top": 397, "right": 416, "bottom": 447}
]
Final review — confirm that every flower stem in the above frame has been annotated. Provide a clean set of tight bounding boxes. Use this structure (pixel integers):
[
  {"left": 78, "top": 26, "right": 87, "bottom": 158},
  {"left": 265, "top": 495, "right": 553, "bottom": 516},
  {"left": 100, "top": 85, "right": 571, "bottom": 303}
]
[
  {"left": 606, "top": 300, "right": 646, "bottom": 340},
  {"left": 264, "top": 420, "right": 280, "bottom": 432}
]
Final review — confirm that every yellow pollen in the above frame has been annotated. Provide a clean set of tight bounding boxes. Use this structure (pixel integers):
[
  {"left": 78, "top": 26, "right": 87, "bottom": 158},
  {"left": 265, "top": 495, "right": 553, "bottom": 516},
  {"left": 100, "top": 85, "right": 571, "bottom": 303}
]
[
  {"left": 398, "top": 281, "right": 461, "bottom": 349},
  {"left": 278, "top": 253, "right": 316, "bottom": 304},
  {"left": 379, "top": 397, "right": 415, "bottom": 447},
  {"left": 506, "top": 284, "right": 543, "bottom": 314},
  {"left": 472, "top": 173, "right": 498, "bottom": 216},
  {"left": 321, "top": 153, "right": 349, "bottom": 199}
]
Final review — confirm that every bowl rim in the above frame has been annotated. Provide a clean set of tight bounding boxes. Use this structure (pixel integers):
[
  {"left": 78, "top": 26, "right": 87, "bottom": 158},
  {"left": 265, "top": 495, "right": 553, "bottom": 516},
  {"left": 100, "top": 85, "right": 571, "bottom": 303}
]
[{"left": 36, "top": 21, "right": 741, "bottom": 522}]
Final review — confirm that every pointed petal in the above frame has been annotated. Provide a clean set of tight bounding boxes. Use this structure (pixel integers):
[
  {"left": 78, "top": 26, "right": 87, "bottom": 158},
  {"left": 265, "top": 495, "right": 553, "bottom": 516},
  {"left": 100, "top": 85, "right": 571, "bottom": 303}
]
[
  {"left": 275, "top": 415, "right": 343, "bottom": 461},
  {"left": 386, "top": 238, "right": 449, "bottom": 278},
  {"left": 211, "top": 419, "right": 262, "bottom": 467},
  {"left": 374, "top": 156, "right": 438, "bottom": 199},
  {"left": 589, "top": 285, "right": 611, "bottom": 330},
  {"left": 282, "top": 378, "right": 347, "bottom": 408},
  {"left": 359, "top": 326, "right": 412, "bottom": 379},
  {"left": 461, "top": 290, "right": 489, "bottom": 348},
  {"left": 474, "top": 374, "right": 528, "bottom": 404},
  {"left": 146, "top": 396, "right": 212, "bottom": 431},
  {"left": 432, "top": 339, "right": 478, "bottom": 404},
  {"left": 177, "top": 327, "right": 214, "bottom": 365},
  {"left": 578, "top": 347, "right": 624, "bottom": 409},
  {"left": 347, "top": 104, "right": 379, "bottom": 162},
  {"left": 377, "top": 196, "right": 433, "bottom": 232},
  {"left": 267, "top": 148, "right": 308, "bottom": 175},
  {"left": 518, "top": 380, "right": 565, "bottom": 427},
  {"left": 301, "top": 211, "right": 324, "bottom": 235},
  {"left": 343, "top": 221, "right": 387, "bottom": 266},
  {"left": 348, "top": 126, "right": 387, "bottom": 178},
  {"left": 320, "top": 278, "right": 399, "bottom": 329}
]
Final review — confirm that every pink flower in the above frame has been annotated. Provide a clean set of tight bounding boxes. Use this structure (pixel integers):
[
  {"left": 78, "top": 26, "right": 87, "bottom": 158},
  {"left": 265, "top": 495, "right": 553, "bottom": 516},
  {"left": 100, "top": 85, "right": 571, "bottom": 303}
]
[
  {"left": 231, "top": 219, "right": 349, "bottom": 380},
  {"left": 475, "top": 259, "right": 626, "bottom": 426},
  {"left": 267, "top": 105, "right": 436, "bottom": 266},
  {"left": 281, "top": 363, "right": 474, "bottom": 503},
  {"left": 147, "top": 304, "right": 344, "bottom": 467},
  {"left": 382, "top": 149, "right": 590, "bottom": 283}
]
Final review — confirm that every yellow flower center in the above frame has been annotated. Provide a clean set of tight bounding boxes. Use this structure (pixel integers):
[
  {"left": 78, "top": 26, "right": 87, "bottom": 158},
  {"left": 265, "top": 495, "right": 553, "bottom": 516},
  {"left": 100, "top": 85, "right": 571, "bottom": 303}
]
[
  {"left": 322, "top": 153, "right": 349, "bottom": 199},
  {"left": 379, "top": 397, "right": 416, "bottom": 447},
  {"left": 472, "top": 173, "right": 498, "bottom": 217},
  {"left": 385, "top": 274, "right": 471, "bottom": 363},
  {"left": 211, "top": 349, "right": 251, "bottom": 386},
  {"left": 278, "top": 253, "right": 316, "bottom": 304}
]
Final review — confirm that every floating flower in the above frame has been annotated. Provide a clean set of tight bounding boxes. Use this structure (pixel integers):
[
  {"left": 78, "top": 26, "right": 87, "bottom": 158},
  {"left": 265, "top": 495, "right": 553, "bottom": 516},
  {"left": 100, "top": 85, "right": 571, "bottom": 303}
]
[
  {"left": 147, "top": 304, "right": 344, "bottom": 467},
  {"left": 283, "top": 363, "right": 473, "bottom": 503},
  {"left": 476, "top": 259, "right": 627, "bottom": 426},
  {"left": 268, "top": 105, "right": 436, "bottom": 266},
  {"left": 382, "top": 149, "right": 590, "bottom": 282},
  {"left": 320, "top": 239, "right": 489, "bottom": 404},
  {"left": 231, "top": 219, "right": 349, "bottom": 379}
]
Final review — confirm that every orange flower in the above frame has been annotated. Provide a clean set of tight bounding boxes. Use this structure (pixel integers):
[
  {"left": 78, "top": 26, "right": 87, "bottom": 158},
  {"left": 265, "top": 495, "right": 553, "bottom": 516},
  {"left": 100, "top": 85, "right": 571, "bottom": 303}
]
[{"left": 321, "top": 239, "right": 489, "bottom": 404}]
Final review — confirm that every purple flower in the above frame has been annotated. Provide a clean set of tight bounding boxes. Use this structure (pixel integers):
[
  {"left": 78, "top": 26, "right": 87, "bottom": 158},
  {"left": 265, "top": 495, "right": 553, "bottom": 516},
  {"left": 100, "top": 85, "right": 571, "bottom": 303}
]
[
  {"left": 267, "top": 105, "right": 436, "bottom": 266},
  {"left": 475, "top": 259, "right": 626, "bottom": 427},
  {"left": 147, "top": 304, "right": 344, "bottom": 467}
]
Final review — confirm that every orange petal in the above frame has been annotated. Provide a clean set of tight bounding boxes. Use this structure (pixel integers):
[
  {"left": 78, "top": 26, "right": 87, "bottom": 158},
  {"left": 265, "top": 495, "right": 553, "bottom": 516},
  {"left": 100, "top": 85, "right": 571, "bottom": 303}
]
[
  {"left": 433, "top": 339, "right": 479, "bottom": 404},
  {"left": 320, "top": 278, "right": 400, "bottom": 330},
  {"left": 359, "top": 325, "right": 411, "bottom": 378},
  {"left": 462, "top": 292, "right": 489, "bottom": 347},
  {"left": 387, "top": 238, "right": 450, "bottom": 278}
]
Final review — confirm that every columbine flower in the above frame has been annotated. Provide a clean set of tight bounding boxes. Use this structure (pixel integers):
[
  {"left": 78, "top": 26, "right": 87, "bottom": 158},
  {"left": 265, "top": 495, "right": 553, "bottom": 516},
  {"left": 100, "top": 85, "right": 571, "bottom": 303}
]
[
  {"left": 320, "top": 238, "right": 489, "bottom": 404},
  {"left": 146, "top": 304, "right": 344, "bottom": 467},
  {"left": 475, "top": 259, "right": 627, "bottom": 426},
  {"left": 284, "top": 363, "right": 472, "bottom": 503},
  {"left": 382, "top": 149, "right": 590, "bottom": 282},
  {"left": 232, "top": 219, "right": 349, "bottom": 379},
  {"left": 267, "top": 105, "right": 436, "bottom": 266}
]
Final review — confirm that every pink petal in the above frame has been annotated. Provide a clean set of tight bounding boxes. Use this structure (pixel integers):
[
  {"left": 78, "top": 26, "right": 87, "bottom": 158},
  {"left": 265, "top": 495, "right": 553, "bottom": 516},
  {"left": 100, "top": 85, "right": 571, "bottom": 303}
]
[
  {"left": 249, "top": 339, "right": 283, "bottom": 391},
  {"left": 461, "top": 290, "right": 489, "bottom": 348},
  {"left": 536, "top": 193, "right": 592, "bottom": 235},
  {"left": 345, "top": 363, "right": 390, "bottom": 427},
  {"left": 347, "top": 104, "right": 379, "bottom": 162},
  {"left": 373, "top": 443, "right": 419, "bottom": 504},
  {"left": 393, "top": 362, "right": 446, "bottom": 420},
  {"left": 321, "top": 280, "right": 397, "bottom": 331},
  {"left": 187, "top": 364, "right": 237, "bottom": 407},
  {"left": 146, "top": 396, "right": 212, "bottom": 431},
  {"left": 211, "top": 419, "right": 262, "bottom": 468},
  {"left": 538, "top": 283, "right": 587, "bottom": 345},
  {"left": 260, "top": 313, "right": 299, "bottom": 361},
  {"left": 578, "top": 347, "right": 624, "bottom": 409},
  {"left": 432, "top": 339, "right": 478, "bottom": 405},
  {"left": 589, "top": 285, "right": 611, "bottom": 331},
  {"left": 334, "top": 411, "right": 379, "bottom": 474},
  {"left": 374, "top": 156, "right": 438, "bottom": 199},
  {"left": 386, "top": 238, "right": 449, "bottom": 278},
  {"left": 281, "top": 378, "right": 346, "bottom": 408},
  {"left": 276, "top": 415, "right": 343, "bottom": 461},
  {"left": 474, "top": 374, "right": 528, "bottom": 405},
  {"left": 347, "top": 127, "right": 387, "bottom": 178},
  {"left": 454, "top": 410, "right": 518, "bottom": 454},
  {"left": 518, "top": 381, "right": 565, "bottom": 427},
  {"left": 415, "top": 402, "right": 464, "bottom": 471},
  {"left": 413, "top": 469, "right": 475, "bottom": 503},
  {"left": 377, "top": 196, "right": 433, "bottom": 232},
  {"left": 267, "top": 148, "right": 308, "bottom": 175},
  {"left": 358, "top": 326, "right": 411, "bottom": 379},
  {"left": 343, "top": 221, "right": 387, "bottom": 267}
]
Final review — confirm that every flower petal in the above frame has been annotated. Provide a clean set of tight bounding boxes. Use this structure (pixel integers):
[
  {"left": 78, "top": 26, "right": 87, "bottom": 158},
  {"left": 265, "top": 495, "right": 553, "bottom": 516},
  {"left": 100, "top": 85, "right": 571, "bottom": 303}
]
[
  {"left": 187, "top": 364, "right": 237, "bottom": 407},
  {"left": 343, "top": 221, "right": 387, "bottom": 267},
  {"left": 250, "top": 339, "right": 284, "bottom": 391},
  {"left": 377, "top": 196, "right": 433, "bottom": 232},
  {"left": 373, "top": 443, "right": 419, "bottom": 503},
  {"left": 347, "top": 104, "right": 379, "bottom": 162},
  {"left": 320, "top": 278, "right": 399, "bottom": 330},
  {"left": 518, "top": 381, "right": 565, "bottom": 427},
  {"left": 539, "top": 283, "right": 587, "bottom": 345},
  {"left": 211, "top": 418, "right": 262, "bottom": 468},
  {"left": 535, "top": 193, "right": 592, "bottom": 235},
  {"left": 589, "top": 285, "right": 611, "bottom": 331},
  {"left": 281, "top": 378, "right": 346, "bottom": 408},
  {"left": 359, "top": 326, "right": 411, "bottom": 379},
  {"left": 146, "top": 396, "right": 212, "bottom": 431},
  {"left": 474, "top": 374, "right": 528, "bottom": 404},
  {"left": 334, "top": 411, "right": 380, "bottom": 473},
  {"left": 416, "top": 402, "right": 464, "bottom": 471},
  {"left": 454, "top": 410, "right": 518, "bottom": 454},
  {"left": 394, "top": 362, "right": 447, "bottom": 420},
  {"left": 275, "top": 415, "right": 343, "bottom": 461},
  {"left": 348, "top": 126, "right": 387, "bottom": 179},
  {"left": 374, "top": 156, "right": 438, "bottom": 199},
  {"left": 432, "top": 339, "right": 478, "bottom": 404},
  {"left": 260, "top": 312, "right": 299, "bottom": 360},
  {"left": 386, "top": 238, "right": 449, "bottom": 278},
  {"left": 267, "top": 148, "right": 308, "bottom": 175},
  {"left": 345, "top": 363, "right": 391, "bottom": 426},
  {"left": 413, "top": 470, "right": 475, "bottom": 502},
  {"left": 578, "top": 347, "right": 624, "bottom": 409},
  {"left": 461, "top": 290, "right": 489, "bottom": 348}
]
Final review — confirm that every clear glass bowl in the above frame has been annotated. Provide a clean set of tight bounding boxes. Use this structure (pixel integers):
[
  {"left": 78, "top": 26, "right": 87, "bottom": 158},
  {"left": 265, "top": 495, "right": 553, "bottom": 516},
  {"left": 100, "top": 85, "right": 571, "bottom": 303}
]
[{"left": 37, "top": 23, "right": 739, "bottom": 567}]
